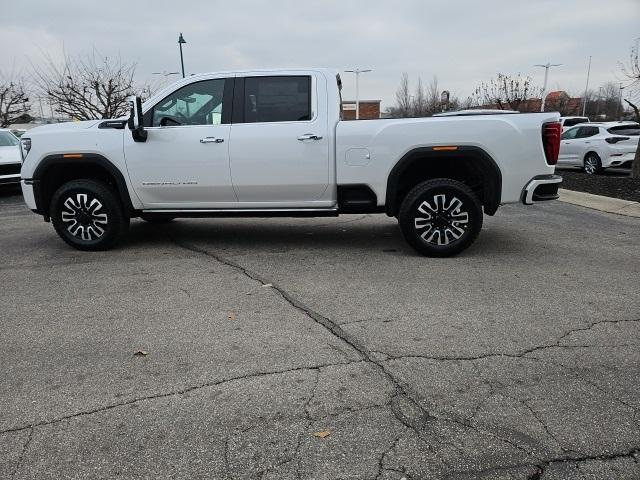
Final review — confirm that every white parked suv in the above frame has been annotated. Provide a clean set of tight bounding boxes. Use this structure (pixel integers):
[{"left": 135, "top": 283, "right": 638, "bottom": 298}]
[
  {"left": 558, "top": 122, "right": 640, "bottom": 174},
  {"left": 19, "top": 68, "right": 563, "bottom": 256},
  {"left": 0, "top": 129, "right": 22, "bottom": 185}
]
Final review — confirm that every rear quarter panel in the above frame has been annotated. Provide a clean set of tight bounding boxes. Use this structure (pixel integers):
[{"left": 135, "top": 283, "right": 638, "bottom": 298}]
[{"left": 336, "top": 112, "right": 560, "bottom": 205}]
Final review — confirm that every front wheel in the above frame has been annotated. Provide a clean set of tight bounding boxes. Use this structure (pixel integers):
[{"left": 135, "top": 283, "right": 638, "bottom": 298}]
[
  {"left": 398, "top": 179, "right": 483, "bottom": 257},
  {"left": 50, "top": 179, "right": 129, "bottom": 251}
]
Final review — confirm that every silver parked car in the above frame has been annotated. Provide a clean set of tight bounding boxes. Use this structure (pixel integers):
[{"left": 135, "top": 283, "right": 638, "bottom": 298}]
[{"left": 0, "top": 129, "right": 22, "bottom": 185}]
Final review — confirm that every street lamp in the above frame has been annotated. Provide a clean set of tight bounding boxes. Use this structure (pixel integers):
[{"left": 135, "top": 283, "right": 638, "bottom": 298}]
[
  {"left": 344, "top": 68, "right": 372, "bottom": 119},
  {"left": 178, "top": 33, "right": 187, "bottom": 78},
  {"left": 582, "top": 56, "right": 592, "bottom": 117},
  {"left": 534, "top": 62, "right": 562, "bottom": 112}
]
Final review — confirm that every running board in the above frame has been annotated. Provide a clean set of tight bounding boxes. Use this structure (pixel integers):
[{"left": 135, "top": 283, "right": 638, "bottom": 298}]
[{"left": 140, "top": 208, "right": 340, "bottom": 218}]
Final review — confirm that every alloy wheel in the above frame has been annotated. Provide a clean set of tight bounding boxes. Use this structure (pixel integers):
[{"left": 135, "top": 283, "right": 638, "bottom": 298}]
[
  {"left": 585, "top": 156, "right": 598, "bottom": 174},
  {"left": 414, "top": 193, "right": 469, "bottom": 245},
  {"left": 60, "top": 193, "right": 109, "bottom": 241}
]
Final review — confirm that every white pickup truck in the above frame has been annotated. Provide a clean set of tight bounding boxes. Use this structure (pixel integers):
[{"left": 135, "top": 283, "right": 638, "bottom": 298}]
[{"left": 19, "top": 68, "right": 562, "bottom": 256}]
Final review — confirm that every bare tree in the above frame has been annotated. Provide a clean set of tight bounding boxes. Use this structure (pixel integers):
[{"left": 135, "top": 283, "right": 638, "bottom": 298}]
[
  {"left": 389, "top": 73, "right": 412, "bottom": 118},
  {"left": 0, "top": 74, "right": 30, "bottom": 127},
  {"left": 472, "top": 73, "right": 542, "bottom": 111},
  {"left": 425, "top": 76, "right": 441, "bottom": 114},
  {"left": 388, "top": 74, "right": 458, "bottom": 118},
  {"left": 621, "top": 38, "right": 640, "bottom": 178},
  {"left": 411, "top": 76, "right": 426, "bottom": 117},
  {"left": 33, "top": 51, "right": 140, "bottom": 120}
]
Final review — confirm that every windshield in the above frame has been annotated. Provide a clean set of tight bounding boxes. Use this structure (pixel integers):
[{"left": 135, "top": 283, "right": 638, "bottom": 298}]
[{"left": 0, "top": 131, "right": 19, "bottom": 147}]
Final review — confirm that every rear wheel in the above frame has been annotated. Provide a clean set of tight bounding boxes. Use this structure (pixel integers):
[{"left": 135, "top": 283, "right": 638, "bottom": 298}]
[
  {"left": 50, "top": 179, "right": 129, "bottom": 251},
  {"left": 584, "top": 153, "right": 602, "bottom": 175},
  {"left": 398, "top": 179, "right": 483, "bottom": 257}
]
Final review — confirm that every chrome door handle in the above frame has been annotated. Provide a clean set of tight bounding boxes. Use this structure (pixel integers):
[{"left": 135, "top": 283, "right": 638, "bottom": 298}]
[
  {"left": 200, "top": 137, "right": 224, "bottom": 143},
  {"left": 297, "top": 134, "right": 323, "bottom": 141}
]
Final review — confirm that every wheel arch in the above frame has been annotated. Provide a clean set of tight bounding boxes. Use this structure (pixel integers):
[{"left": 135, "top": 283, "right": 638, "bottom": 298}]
[
  {"left": 31, "top": 154, "right": 135, "bottom": 217},
  {"left": 385, "top": 146, "right": 502, "bottom": 217},
  {"left": 583, "top": 150, "right": 601, "bottom": 162}
]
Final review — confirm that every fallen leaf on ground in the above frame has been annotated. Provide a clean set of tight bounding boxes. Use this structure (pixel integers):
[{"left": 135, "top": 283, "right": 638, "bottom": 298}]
[
  {"left": 313, "top": 430, "right": 331, "bottom": 439},
  {"left": 133, "top": 350, "right": 149, "bottom": 357},
  {"left": 228, "top": 313, "right": 236, "bottom": 320},
  {"left": 262, "top": 283, "right": 273, "bottom": 288}
]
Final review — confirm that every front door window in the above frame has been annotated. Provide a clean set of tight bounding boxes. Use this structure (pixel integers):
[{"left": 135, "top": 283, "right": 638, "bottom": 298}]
[{"left": 147, "top": 79, "right": 227, "bottom": 127}]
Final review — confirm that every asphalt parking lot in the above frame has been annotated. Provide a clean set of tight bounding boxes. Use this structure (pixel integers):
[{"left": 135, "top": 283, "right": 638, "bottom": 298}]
[{"left": 1, "top": 185, "right": 639, "bottom": 480}]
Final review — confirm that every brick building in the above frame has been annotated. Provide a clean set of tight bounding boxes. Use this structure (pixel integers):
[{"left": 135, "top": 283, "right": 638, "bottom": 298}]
[
  {"left": 478, "top": 91, "right": 582, "bottom": 115},
  {"left": 341, "top": 100, "right": 381, "bottom": 120}
]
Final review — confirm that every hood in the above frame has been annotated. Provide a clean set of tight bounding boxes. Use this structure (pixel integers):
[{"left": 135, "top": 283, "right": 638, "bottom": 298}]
[
  {"left": 25, "top": 120, "right": 101, "bottom": 136},
  {"left": 0, "top": 145, "right": 21, "bottom": 165}
]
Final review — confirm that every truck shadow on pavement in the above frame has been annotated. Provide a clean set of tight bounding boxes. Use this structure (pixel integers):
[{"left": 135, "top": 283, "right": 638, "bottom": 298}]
[{"left": 125, "top": 217, "right": 528, "bottom": 257}]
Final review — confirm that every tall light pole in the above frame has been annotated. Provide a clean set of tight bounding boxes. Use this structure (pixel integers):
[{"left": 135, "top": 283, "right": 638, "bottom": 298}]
[
  {"left": 582, "top": 56, "right": 592, "bottom": 117},
  {"left": 344, "top": 68, "right": 372, "bottom": 119},
  {"left": 178, "top": 33, "right": 187, "bottom": 78},
  {"left": 618, "top": 83, "right": 625, "bottom": 119},
  {"left": 534, "top": 62, "right": 562, "bottom": 112}
]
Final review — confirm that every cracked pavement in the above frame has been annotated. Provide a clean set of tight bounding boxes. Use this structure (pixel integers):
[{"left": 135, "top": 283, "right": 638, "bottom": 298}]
[{"left": 1, "top": 185, "right": 639, "bottom": 479}]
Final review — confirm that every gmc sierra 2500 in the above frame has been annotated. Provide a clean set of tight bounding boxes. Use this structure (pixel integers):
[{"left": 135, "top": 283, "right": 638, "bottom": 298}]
[{"left": 19, "top": 68, "right": 562, "bottom": 256}]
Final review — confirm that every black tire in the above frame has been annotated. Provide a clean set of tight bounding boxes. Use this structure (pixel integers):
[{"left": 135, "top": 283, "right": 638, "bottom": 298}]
[
  {"left": 140, "top": 214, "right": 176, "bottom": 224},
  {"left": 584, "top": 152, "right": 602, "bottom": 175},
  {"left": 50, "top": 179, "right": 129, "bottom": 251},
  {"left": 398, "top": 179, "right": 483, "bottom": 257}
]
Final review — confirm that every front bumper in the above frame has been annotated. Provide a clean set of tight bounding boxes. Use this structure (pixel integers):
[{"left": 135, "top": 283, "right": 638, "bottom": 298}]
[
  {"left": 0, "top": 173, "right": 21, "bottom": 185},
  {"left": 521, "top": 174, "right": 562, "bottom": 205},
  {"left": 21, "top": 180, "right": 38, "bottom": 210}
]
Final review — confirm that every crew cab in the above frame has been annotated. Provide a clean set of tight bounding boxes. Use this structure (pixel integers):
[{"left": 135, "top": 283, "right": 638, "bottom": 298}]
[{"left": 19, "top": 68, "right": 562, "bottom": 257}]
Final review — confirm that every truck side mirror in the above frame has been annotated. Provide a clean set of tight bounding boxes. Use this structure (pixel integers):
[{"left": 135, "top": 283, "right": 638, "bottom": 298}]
[{"left": 128, "top": 96, "right": 148, "bottom": 143}]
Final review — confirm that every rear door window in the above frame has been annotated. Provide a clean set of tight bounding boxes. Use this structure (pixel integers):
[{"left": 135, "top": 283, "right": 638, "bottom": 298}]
[
  {"left": 576, "top": 126, "right": 599, "bottom": 138},
  {"left": 241, "top": 76, "right": 311, "bottom": 123}
]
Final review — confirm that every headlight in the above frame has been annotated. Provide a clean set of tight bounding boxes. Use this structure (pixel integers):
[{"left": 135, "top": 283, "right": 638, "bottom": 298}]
[{"left": 20, "top": 138, "right": 31, "bottom": 161}]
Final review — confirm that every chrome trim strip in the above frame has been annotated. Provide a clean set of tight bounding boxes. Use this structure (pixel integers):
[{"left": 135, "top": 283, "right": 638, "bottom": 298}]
[
  {"left": 0, "top": 173, "right": 21, "bottom": 180},
  {"left": 142, "top": 207, "right": 339, "bottom": 214}
]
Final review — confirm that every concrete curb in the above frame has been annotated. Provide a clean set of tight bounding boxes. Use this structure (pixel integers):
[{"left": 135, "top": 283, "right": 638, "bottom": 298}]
[{"left": 558, "top": 188, "right": 640, "bottom": 218}]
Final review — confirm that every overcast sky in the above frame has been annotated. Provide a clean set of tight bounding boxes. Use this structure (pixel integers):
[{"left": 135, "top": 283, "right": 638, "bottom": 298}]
[{"left": 2, "top": 0, "right": 639, "bottom": 108}]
